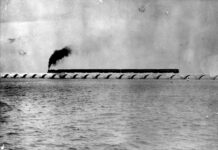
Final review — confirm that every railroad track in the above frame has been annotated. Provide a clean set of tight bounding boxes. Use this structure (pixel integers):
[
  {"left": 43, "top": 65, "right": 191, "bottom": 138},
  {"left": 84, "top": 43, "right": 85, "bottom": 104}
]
[{"left": 1, "top": 73, "right": 218, "bottom": 80}]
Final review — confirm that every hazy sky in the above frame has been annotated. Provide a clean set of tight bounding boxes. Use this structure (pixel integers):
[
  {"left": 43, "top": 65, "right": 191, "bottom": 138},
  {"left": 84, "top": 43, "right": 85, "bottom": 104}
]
[{"left": 0, "top": 0, "right": 218, "bottom": 74}]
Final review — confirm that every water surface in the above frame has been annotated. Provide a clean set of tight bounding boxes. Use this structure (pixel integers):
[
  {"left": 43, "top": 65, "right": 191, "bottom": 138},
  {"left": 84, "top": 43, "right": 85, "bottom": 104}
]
[{"left": 0, "top": 79, "right": 218, "bottom": 150}]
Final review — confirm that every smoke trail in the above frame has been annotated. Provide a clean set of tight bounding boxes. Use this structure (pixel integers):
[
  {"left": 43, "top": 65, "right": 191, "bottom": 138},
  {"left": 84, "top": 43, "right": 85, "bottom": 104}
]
[{"left": 48, "top": 47, "right": 72, "bottom": 69}]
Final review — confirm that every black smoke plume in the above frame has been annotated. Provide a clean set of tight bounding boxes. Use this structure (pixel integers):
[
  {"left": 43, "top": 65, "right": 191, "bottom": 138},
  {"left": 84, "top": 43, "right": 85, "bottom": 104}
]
[{"left": 48, "top": 47, "right": 72, "bottom": 69}]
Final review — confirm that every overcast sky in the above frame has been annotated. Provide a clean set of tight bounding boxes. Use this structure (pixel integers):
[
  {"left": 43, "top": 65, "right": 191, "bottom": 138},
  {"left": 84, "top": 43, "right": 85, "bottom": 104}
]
[{"left": 0, "top": 0, "right": 218, "bottom": 74}]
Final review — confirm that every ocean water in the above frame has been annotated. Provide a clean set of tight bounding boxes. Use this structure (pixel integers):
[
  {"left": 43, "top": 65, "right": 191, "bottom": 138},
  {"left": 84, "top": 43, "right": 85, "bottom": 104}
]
[{"left": 0, "top": 79, "right": 218, "bottom": 150}]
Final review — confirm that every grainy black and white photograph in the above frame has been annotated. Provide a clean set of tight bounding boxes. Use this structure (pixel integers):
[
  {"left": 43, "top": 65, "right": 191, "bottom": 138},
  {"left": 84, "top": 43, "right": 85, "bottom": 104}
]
[{"left": 0, "top": 0, "right": 218, "bottom": 150}]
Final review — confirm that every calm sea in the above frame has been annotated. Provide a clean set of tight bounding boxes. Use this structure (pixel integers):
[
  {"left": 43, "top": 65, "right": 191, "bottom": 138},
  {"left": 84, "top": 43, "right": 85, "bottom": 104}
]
[{"left": 0, "top": 79, "right": 218, "bottom": 150}]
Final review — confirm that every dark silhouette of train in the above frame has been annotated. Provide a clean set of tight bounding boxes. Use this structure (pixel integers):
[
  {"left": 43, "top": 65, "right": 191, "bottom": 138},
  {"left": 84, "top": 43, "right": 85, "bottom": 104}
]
[{"left": 48, "top": 69, "right": 179, "bottom": 73}]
